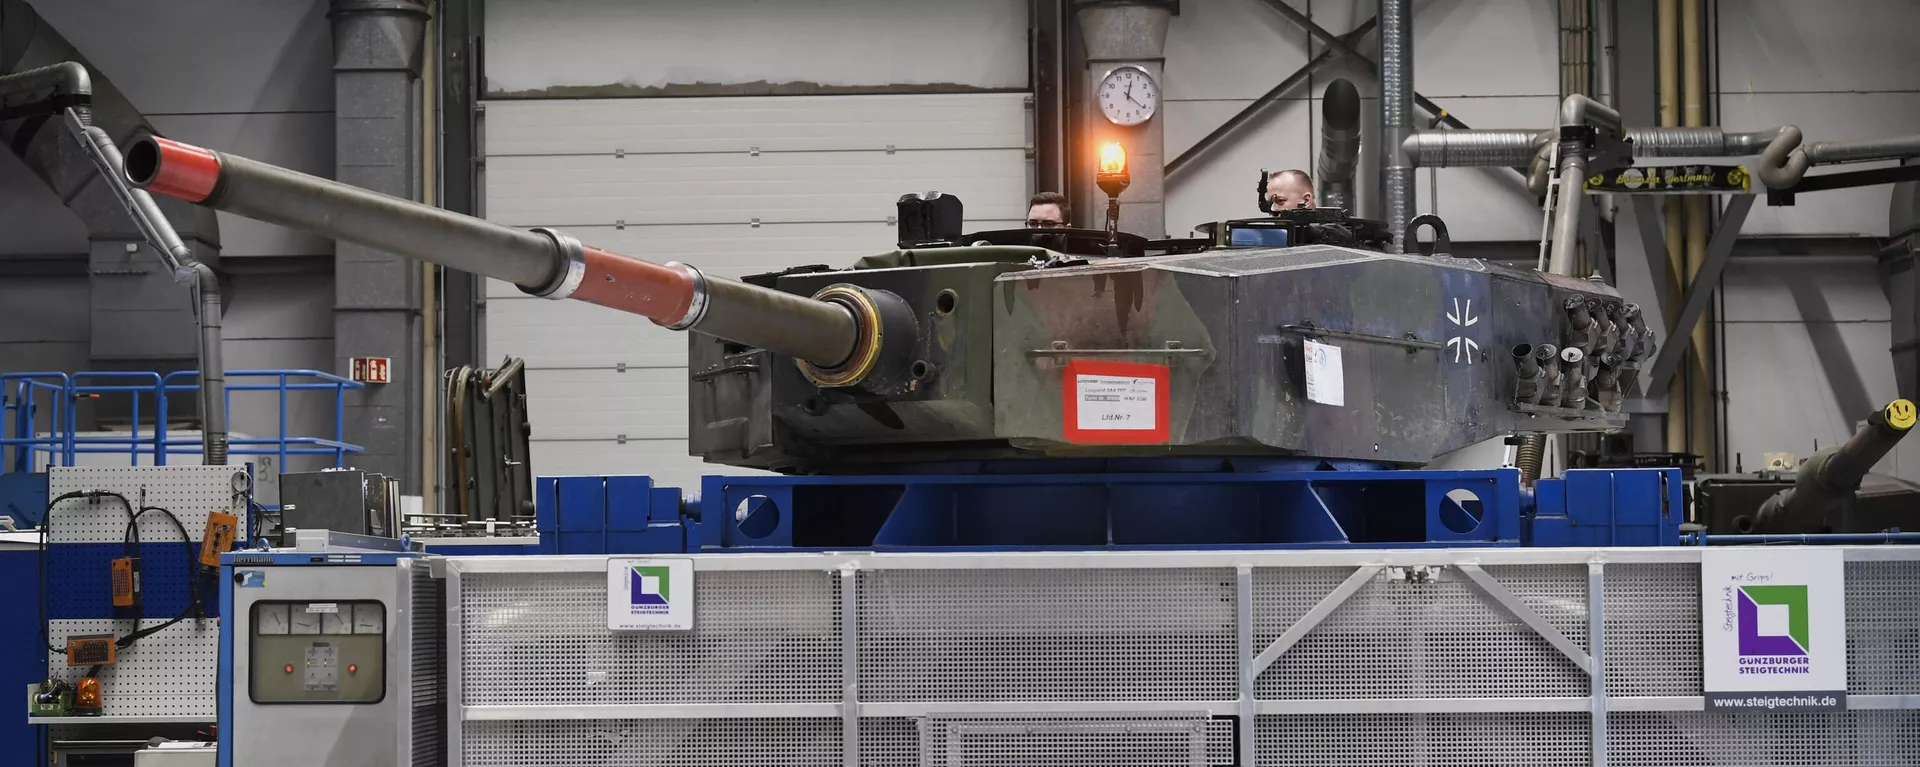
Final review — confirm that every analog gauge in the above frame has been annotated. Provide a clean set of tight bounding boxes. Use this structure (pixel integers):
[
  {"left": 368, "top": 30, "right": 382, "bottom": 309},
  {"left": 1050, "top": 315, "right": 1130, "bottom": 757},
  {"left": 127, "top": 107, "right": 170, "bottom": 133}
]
[
  {"left": 290, "top": 608, "right": 322, "bottom": 635},
  {"left": 321, "top": 610, "right": 350, "bottom": 635},
  {"left": 1096, "top": 65, "right": 1159, "bottom": 127},
  {"left": 257, "top": 603, "right": 291, "bottom": 635},
  {"left": 352, "top": 603, "right": 386, "bottom": 635}
]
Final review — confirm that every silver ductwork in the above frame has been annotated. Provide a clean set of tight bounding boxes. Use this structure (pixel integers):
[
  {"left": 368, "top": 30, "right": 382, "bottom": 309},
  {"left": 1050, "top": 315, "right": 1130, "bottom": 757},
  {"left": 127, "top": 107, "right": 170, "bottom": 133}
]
[
  {"left": 1545, "top": 94, "right": 1621, "bottom": 275},
  {"left": 1317, "top": 78, "right": 1362, "bottom": 211},
  {"left": 1379, "top": 0, "right": 1415, "bottom": 252}
]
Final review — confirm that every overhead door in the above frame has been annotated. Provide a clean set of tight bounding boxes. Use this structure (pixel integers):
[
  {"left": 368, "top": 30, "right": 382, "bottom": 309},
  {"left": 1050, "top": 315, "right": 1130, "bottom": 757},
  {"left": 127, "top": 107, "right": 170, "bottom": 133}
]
[{"left": 481, "top": 93, "right": 1032, "bottom": 490}]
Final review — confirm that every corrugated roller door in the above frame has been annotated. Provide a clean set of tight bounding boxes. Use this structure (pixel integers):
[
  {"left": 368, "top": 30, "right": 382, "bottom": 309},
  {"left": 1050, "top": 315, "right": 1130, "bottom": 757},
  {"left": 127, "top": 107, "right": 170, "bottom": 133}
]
[{"left": 481, "top": 93, "right": 1032, "bottom": 490}]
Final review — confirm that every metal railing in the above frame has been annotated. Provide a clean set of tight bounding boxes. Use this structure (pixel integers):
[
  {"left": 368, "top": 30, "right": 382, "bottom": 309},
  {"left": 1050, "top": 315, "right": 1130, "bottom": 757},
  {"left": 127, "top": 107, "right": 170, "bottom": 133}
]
[{"left": 1, "top": 369, "right": 363, "bottom": 472}]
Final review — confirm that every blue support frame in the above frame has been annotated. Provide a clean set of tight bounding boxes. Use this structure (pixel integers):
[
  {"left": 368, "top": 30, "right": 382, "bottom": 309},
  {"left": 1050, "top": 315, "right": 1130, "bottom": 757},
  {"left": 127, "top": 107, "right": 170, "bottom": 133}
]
[{"left": 536, "top": 467, "right": 1682, "bottom": 554}]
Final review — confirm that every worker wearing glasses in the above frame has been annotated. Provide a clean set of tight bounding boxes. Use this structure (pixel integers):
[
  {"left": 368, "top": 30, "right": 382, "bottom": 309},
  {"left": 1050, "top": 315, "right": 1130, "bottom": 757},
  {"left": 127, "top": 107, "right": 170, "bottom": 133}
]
[{"left": 1026, "top": 191, "right": 1071, "bottom": 228}]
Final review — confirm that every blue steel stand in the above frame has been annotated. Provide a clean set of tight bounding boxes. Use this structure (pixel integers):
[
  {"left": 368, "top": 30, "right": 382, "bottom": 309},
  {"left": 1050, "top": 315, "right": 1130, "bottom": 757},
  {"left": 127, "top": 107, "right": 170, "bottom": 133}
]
[{"left": 536, "top": 467, "right": 1682, "bottom": 554}]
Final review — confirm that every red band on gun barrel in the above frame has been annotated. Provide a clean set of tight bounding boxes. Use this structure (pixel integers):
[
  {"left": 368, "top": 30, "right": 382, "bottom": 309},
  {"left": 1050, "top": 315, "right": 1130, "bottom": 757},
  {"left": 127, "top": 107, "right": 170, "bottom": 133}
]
[
  {"left": 144, "top": 137, "right": 223, "bottom": 203},
  {"left": 571, "top": 245, "right": 696, "bottom": 326}
]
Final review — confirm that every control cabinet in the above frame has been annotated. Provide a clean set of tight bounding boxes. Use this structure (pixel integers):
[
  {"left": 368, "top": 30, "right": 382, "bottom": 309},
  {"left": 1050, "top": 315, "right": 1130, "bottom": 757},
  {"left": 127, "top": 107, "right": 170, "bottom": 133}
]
[{"left": 221, "top": 553, "right": 442, "bottom": 767}]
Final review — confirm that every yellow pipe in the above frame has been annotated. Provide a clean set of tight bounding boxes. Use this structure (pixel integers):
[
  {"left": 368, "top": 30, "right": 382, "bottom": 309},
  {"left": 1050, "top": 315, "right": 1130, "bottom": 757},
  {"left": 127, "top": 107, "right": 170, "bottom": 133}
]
[
  {"left": 1658, "top": 0, "right": 1686, "bottom": 455},
  {"left": 1682, "top": 0, "right": 1713, "bottom": 469},
  {"left": 421, "top": 1, "right": 440, "bottom": 518}
]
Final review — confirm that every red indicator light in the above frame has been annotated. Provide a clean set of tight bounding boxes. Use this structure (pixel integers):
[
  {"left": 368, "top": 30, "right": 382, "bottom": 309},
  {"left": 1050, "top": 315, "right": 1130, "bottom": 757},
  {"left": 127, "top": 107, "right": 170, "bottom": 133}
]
[
  {"left": 347, "top": 664, "right": 358, "bottom": 675},
  {"left": 283, "top": 664, "right": 294, "bottom": 674}
]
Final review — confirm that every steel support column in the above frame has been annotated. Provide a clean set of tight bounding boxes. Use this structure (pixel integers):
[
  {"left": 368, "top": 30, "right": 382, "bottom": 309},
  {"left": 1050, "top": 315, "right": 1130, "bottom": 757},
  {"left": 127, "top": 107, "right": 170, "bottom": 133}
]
[
  {"left": 1644, "top": 194, "right": 1755, "bottom": 394},
  {"left": 332, "top": 0, "right": 430, "bottom": 493}
]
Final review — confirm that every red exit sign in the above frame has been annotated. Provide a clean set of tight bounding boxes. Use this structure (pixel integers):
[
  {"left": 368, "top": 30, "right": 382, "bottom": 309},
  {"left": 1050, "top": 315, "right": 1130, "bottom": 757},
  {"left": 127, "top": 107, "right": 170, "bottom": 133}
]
[{"left": 350, "top": 357, "right": 391, "bottom": 384}]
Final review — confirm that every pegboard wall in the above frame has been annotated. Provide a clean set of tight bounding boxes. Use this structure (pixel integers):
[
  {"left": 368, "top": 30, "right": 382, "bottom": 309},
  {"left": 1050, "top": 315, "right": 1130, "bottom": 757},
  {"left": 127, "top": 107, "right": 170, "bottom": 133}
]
[
  {"left": 46, "top": 618, "right": 219, "bottom": 718},
  {"left": 48, "top": 466, "right": 251, "bottom": 544},
  {"left": 38, "top": 466, "right": 246, "bottom": 722},
  {"left": 44, "top": 466, "right": 250, "bottom": 620}
]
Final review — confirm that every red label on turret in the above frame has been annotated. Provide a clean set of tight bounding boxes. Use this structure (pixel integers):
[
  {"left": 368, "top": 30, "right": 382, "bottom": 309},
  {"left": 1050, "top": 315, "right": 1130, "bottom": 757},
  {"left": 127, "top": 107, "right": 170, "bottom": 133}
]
[{"left": 1062, "top": 360, "right": 1170, "bottom": 444}]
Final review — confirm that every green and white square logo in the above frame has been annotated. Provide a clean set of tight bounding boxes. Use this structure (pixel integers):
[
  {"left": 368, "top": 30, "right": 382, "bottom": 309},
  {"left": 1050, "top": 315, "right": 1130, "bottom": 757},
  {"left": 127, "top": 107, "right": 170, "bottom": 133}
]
[{"left": 607, "top": 557, "right": 694, "bottom": 631}]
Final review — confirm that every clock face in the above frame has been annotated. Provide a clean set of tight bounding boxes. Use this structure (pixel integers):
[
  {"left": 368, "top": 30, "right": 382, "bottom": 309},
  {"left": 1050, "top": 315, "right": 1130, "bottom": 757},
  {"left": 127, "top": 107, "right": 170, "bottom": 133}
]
[{"left": 1097, "top": 65, "right": 1158, "bottom": 127}]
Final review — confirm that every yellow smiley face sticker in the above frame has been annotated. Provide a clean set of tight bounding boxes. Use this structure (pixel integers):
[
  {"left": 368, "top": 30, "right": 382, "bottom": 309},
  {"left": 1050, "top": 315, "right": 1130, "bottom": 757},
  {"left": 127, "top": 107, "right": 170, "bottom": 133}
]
[{"left": 1886, "top": 399, "right": 1917, "bottom": 431}]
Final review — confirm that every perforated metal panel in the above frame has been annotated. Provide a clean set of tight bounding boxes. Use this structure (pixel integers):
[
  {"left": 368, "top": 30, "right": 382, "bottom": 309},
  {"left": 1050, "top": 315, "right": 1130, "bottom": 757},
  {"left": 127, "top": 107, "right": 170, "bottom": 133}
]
[
  {"left": 1603, "top": 562, "right": 1702, "bottom": 697},
  {"left": 1257, "top": 712, "right": 1590, "bottom": 766},
  {"left": 858, "top": 568, "right": 1237, "bottom": 701},
  {"left": 922, "top": 714, "right": 1218, "bottom": 767},
  {"left": 464, "top": 718, "right": 843, "bottom": 767},
  {"left": 460, "top": 570, "right": 839, "bottom": 705},
  {"left": 1609, "top": 711, "right": 1920, "bottom": 766},
  {"left": 48, "top": 465, "right": 249, "bottom": 543},
  {"left": 46, "top": 618, "right": 219, "bottom": 717},
  {"left": 1846, "top": 560, "right": 1920, "bottom": 695},
  {"left": 446, "top": 549, "right": 1920, "bottom": 767},
  {"left": 1253, "top": 564, "right": 1589, "bottom": 699}
]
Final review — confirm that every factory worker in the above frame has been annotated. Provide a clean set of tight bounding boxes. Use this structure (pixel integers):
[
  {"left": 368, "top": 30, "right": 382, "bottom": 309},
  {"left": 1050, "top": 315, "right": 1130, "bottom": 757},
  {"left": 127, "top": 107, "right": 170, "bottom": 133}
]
[
  {"left": 1263, "top": 169, "right": 1315, "bottom": 211},
  {"left": 1026, "top": 191, "right": 1071, "bottom": 228}
]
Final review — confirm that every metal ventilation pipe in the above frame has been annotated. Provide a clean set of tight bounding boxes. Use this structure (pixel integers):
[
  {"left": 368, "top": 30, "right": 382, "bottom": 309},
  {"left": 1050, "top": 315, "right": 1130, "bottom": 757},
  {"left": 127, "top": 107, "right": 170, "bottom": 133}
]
[
  {"left": 1317, "top": 78, "right": 1362, "bottom": 212},
  {"left": 1547, "top": 95, "right": 1622, "bottom": 276},
  {"left": 1379, "top": 0, "right": 1416, "bottom": 253}
]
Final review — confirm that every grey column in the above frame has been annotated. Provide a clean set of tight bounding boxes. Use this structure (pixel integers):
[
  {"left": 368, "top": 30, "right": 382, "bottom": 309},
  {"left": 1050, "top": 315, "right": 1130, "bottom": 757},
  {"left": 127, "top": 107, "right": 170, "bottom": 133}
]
[
  {"left": 332, "top": 0, "right": 429, "bottom": 492},
  {"left": 1075, "top": 1, "right": 1173, "bottom": 238}
]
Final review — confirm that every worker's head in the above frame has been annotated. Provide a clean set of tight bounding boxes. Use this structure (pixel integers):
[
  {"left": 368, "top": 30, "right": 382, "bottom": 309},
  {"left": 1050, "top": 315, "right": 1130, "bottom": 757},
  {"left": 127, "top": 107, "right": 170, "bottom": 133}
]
[
  {"left": 1265, "top": 169, "right": 1314, "bottom": 210},
  {"left": 1027, "top": 192, "right": 1071, "bottom": 228}
]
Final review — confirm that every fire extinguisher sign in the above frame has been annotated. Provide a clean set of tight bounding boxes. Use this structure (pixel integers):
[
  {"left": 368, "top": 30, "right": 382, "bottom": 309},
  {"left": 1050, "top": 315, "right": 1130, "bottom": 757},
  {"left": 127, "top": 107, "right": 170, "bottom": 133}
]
[{"left": 350, "top": 357, "right": 391, "bottom": 384}]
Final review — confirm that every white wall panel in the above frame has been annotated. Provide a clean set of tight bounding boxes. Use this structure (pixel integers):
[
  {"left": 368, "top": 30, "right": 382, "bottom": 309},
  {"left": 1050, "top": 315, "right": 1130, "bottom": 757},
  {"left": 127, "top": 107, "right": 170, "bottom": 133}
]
[
  {"left": 484, "top": 92, "right": 1031, "bottom": 486},
  {"left": 485, "top": 149, "right": 1028, "bottom": 227},
  {"left": 524, "top": 368, "right": 686, "bottom": 441},
  {"left": 482, "top": 95, "right": 1030, "bottom": 156},
  {"left": 1717, "top": 0, "right": 1920, "bottom": 95},
  {"left": 483, "top": 0, "right": 1027, "bottom": 96}
]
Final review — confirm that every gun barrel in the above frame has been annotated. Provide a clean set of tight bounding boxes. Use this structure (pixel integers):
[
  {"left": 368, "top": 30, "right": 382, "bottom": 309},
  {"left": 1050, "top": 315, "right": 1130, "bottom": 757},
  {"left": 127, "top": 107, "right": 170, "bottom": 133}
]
[
  {"left": 1754, "top": 398, "right": 1917, "bottom": 533},
  {"left": 124, "top": 135, "right": 857, "bottom": 368}
]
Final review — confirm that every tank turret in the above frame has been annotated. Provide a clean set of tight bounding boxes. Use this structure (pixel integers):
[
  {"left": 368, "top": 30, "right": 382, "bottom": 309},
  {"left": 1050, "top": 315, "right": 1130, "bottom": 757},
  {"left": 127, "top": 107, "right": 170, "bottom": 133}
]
[{"left": 130, "top": 135, "right": 1638, "bottom": 474}]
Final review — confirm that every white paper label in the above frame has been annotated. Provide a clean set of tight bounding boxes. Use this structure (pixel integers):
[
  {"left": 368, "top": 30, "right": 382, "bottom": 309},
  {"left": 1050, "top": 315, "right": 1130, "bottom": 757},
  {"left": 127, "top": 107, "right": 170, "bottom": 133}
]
[
  {"left": 304, "top": 602, "right": 338, "bottom": 614},
  {"left": 1304, "top": 340, "right": 1344, "bottom": 406},
  {"left": 1075, "top": 374, "right": 1157, "bottom": 431},
  {"left": 608, "top": 557, "right": 695, "bottom": 631},
  {"left": 1700, "top": 548, "right": 1847, "bottom": 711}
]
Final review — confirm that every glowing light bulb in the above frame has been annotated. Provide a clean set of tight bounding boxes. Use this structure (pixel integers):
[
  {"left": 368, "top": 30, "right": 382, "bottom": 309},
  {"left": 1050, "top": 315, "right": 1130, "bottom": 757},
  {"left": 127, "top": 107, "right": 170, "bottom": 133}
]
[{"left": 1099, "top": 143, "right": 1127, "bottom": 175}]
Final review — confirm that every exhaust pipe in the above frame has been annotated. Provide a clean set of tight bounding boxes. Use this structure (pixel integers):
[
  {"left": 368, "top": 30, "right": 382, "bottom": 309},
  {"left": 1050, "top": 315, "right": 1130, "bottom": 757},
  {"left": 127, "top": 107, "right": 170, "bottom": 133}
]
[{"left": 1317, "top": 78, "right": 1362, "bottom": 211}]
